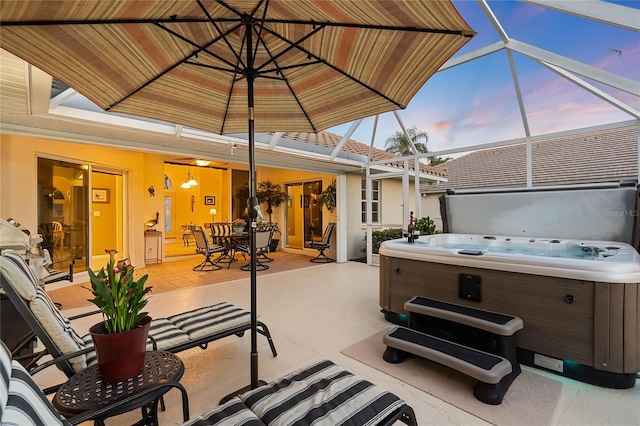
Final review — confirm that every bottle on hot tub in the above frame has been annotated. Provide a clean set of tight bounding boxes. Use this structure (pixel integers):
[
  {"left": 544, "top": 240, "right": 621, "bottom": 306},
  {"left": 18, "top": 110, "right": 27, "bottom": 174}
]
[{"left": 406, "top": 211, "right": 419, "bottom": 243}]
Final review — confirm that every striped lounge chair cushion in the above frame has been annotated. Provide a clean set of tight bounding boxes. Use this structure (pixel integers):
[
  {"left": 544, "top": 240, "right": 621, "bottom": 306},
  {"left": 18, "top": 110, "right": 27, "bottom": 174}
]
[
  {"left": 0, "top": 341, "right": 71, "bottom": 426},
  {"left": 0, "top": 252, "right": 88, "bottom": 373},
  {"left": 167, "top": 302, "right": 251, "bottom": 340},
  {"left": 242, "top": 359, "right": 407, "bottom": 426},
  {"left": 181, "top": 396, "right": 265, "bottom": 426}
]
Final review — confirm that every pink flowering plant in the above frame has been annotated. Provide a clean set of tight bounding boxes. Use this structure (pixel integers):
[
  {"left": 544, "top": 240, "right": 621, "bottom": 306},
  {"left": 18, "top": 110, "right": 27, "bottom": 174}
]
[{"left": 86, "top": 249, "right": 152, "bottom": 334}]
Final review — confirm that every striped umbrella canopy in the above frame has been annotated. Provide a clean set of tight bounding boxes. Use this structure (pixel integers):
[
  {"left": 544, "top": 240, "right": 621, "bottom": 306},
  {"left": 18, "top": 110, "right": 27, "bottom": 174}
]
[{"left": 0, "top": 0, "right": 474, "bottom": 392}]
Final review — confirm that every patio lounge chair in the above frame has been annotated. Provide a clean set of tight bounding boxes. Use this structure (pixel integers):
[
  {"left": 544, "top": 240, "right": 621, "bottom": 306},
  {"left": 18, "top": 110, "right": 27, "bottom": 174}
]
[
  {"left": 310, "top": 222, "right": 336, "bottom": 263},
  {"left": 0, "top": 250, "right": 277, "bottom": 386},
  {"left": 1, "top": 341, "right": 417, "bottom": 426}
]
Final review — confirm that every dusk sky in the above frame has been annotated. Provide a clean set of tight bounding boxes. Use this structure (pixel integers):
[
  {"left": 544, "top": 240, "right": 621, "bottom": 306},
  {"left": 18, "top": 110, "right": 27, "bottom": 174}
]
[{"left": 327, "top": 0, "right": 640, "bottom": 157}]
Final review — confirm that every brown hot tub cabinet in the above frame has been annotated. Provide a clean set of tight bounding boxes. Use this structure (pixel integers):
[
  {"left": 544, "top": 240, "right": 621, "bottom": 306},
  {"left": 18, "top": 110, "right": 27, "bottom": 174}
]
[{"left": 380, "top": 254, "right": 640, "bottom": 388}]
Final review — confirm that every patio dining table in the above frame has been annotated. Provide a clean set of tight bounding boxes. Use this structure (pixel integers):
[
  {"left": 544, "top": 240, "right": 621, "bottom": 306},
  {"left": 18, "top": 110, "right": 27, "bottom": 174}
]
[{"left": 217, "top": 233, "right": 249, "bottom": 268}]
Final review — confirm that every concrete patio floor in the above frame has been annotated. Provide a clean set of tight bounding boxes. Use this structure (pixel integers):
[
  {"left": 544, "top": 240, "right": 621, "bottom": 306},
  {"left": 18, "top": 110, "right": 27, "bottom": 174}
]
[{"left": 38, "top": 261, "right": 639, "bottom": 425}]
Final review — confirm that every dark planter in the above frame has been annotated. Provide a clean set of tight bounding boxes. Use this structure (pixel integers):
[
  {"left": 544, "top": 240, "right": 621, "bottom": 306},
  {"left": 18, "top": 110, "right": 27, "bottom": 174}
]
[
  {"left": 89, "top": 316, "right": 151, "bottom": 383},
  {"left": 269, "top": 238, "right": 279, "bottom": 252}
]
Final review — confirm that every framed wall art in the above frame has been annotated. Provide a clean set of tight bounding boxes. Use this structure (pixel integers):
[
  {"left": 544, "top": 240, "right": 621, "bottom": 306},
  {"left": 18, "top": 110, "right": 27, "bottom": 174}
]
[
  {"left": 92, "top": 188, "right": 110, "bottom": 203},
  {"left": 204, "top": 195, "right": 216, "bottom": 205}
]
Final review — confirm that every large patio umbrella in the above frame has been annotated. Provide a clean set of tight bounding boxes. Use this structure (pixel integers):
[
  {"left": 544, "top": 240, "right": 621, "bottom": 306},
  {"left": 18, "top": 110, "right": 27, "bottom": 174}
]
[{"left": 0, "top": 0, "right": 474, "bottom": 391}]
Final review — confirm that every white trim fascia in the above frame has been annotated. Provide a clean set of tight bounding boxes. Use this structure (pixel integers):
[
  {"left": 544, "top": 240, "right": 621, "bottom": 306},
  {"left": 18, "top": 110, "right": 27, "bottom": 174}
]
[
  {"left": 368, "top": 164, "right": 445, "bottom": 182},
  {"left": 49, "top": 105, "right": 179, "bottom": 135}
]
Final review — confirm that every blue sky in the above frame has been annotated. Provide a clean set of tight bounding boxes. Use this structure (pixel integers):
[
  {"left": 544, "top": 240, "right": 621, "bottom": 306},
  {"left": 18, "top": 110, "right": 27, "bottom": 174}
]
[{"left": 327, "top": 0, "right": 639, "bottom": 156}]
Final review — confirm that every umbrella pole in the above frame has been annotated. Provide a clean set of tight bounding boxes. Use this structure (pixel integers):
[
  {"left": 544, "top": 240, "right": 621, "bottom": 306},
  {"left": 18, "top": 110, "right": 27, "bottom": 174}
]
[
  {"left": 246, "top": 17, "right": 260, "bottom": 392},
  {"left": 248, "top": 71, "right": 259, "bottom": 392},
  {"left": 219, "top": 19, "right": 262, "bottom": 405}
]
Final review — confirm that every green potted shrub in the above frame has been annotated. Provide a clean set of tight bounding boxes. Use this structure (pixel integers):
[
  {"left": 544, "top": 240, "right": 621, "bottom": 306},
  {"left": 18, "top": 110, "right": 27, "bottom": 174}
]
[
  {"left": 257, "top": 180, "right": 289, "bottom": 251},
  {"left": 85, "top": 249, "right": 152, "bottom": 383},
  {"left": 414, "top": 216, "right": 436, "bottom": 235}
]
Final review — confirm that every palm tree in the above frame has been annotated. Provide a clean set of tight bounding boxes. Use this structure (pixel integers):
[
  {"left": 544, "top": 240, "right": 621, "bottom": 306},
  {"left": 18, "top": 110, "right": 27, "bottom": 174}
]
[
  {"left": 384, "top": 127, "right": 429, "bottom": 156},
  {"left": 257, "top": 180, "right": 289, "bottom": 224}
]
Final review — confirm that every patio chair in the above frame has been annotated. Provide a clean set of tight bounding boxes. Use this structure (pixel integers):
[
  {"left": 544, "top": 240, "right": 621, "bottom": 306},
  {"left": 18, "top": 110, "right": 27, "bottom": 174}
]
[
  {"left": 255, "top": 223, "right": 275, "bottom": 263},
  {"left": 236, "top": 226, "right": 274, "bottom": 271},
  {"left": 191, "top": 226, "right": 226, "bottom": 271},
  {"left": 310, "top": 222, "right": 336, "bottom": 263},
  {"left": 0, "top": 250, "right": 277, "bottom": 391},
  {"left": 208, "top": 222, "right": 236, "bottom": 266}
]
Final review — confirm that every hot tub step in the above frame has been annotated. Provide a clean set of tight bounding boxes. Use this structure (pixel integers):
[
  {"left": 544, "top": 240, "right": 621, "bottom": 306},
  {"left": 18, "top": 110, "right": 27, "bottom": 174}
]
[
  {"left": 405, "top": 296, "right": 523, "bottom": 336},
  {"left": 404, "top": 296, "right": 522, "bottom": 392},
  {"left": 383, "top": 326, "right": 516, "bottom": 405}
]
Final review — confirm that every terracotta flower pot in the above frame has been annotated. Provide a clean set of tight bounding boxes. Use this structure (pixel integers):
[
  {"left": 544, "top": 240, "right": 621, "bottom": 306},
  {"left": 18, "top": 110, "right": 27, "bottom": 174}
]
[{"left": 89, "top": 316, "right": 151, "bottom": 383}]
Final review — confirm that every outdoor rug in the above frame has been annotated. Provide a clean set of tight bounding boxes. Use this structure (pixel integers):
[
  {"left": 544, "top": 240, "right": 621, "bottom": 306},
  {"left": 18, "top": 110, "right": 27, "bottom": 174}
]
[{"left": 341, "top": 329, "right": 564, "bottom": 426}]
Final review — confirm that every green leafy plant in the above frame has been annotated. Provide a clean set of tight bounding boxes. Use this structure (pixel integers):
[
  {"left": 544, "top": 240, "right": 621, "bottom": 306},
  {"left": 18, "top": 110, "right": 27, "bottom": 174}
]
[
  {"left": 85, "top": 250, "right": 151, "bottom": 334},
  {"left": 414, "top": 216, "right": 436, "bottom": 235},
  {"left": 320, "top": 179, "right": 337, "bottom": 212},
  {"left": 362, "top": 228, "right": 404, "bottom": 254}
]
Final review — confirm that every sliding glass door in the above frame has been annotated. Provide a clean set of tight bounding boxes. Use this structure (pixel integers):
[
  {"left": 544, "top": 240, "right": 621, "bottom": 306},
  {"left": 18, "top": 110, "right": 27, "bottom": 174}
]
[
  {"left": 37, "top": 158, "right": 88, "bottom": 272},
  {"left": 285, "top": 180, "right": 323, "bottom": 250}
]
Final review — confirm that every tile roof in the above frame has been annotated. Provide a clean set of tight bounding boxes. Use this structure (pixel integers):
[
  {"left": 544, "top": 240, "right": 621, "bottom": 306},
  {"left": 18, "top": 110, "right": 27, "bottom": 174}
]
[
  {"left": 423, "top": 125, "right": 638, "bottom": 193},
  {"left": 279, "top": 131, "right": 447, "bottom": 178}
]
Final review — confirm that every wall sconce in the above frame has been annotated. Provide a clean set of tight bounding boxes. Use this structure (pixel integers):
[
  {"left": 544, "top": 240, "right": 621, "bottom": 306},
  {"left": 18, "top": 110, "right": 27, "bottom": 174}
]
[{"left": 209, "top": 208, "right": 217, "bottom": 222}]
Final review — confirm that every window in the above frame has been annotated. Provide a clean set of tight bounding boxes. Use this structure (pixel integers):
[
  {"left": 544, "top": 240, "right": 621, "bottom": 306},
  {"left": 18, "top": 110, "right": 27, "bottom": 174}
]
[{"left": 361, "top": 179, "right": 379, "bottom": 223}]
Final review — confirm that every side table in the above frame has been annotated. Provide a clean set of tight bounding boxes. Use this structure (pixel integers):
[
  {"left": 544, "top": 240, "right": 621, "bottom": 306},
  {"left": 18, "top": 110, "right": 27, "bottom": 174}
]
[{"left": 53, "top": 351, "right": 189, "bottom": 426}]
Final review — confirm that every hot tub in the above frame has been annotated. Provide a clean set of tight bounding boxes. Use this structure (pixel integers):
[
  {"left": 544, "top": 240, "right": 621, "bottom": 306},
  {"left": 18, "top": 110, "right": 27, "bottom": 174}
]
[{"left": 379, "top": 233, "right": 640, "bottom": 388}]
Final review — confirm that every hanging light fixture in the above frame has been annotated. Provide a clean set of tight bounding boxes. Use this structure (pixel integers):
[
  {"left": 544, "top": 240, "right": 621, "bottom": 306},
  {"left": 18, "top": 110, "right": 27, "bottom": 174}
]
[
  {"left": 195, "top": 159, "right": 210, "bottom": 166},
  {"left": 187, "top": 171, "right": 198, "bottom": 186},
  {"left": 181, "top": 168, "right": 198, "bottom": 188}
]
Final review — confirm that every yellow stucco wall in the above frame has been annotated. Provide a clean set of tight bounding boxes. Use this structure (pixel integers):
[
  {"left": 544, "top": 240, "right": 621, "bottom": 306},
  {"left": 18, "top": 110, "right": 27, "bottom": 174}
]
[{"left": 0, "top": 133, "right": 158, "bottom": 266}]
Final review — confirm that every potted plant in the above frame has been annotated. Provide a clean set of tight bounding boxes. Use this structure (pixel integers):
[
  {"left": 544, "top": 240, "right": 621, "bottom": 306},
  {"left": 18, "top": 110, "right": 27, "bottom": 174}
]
[
  {"left": 232, "top": 218, "right": 247, "bottom": 234},
  {"left": 85, "top": 249, "right": 152, "bottom": 383},
  {"left": 256, "top": 180, "right": 289, "bottom": 251},
  {"left": 319, "top": 179, "right": 337, "bottom": 213},
  {"left": 257, "top": 180, "right": 289, "bottom": 223}
]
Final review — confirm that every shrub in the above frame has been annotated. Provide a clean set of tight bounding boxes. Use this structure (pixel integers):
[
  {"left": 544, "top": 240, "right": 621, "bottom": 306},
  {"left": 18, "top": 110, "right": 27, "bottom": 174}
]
[
  {"left": 362, "top": 228, "right": 404, "bottom": 254},
  {"left": 414, "top": 216, "right": 436, "bottom": 235}
]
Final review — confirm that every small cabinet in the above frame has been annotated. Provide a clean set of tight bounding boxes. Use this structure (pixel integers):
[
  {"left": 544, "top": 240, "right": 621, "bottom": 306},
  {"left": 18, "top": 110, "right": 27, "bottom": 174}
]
[{"left": 144, "top": 230, "right": 162, "bottom": 264}]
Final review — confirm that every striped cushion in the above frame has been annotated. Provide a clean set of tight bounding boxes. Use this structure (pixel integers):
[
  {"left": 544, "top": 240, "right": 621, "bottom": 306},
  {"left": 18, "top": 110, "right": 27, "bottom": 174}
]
[
  {"left": 0, "top": 251, "right": 39, "bottom": 300},
  {"left": 30, "top": 287, "right": 88, "bottom": 372},
  {"left": 146, "top": 318, "right": 191, "bottom": 350},
  {"left": 0, "top": 252, "right": 88, "bottom": 373},
  {"left": 167, "top": 302, "right": 251, "bottom": 340},
  {"left": 1, "top": 341, "right": 11, "bottom": 418},
  {"left": 181, "top": 396, "right": 265, "bottom": 426},
  {"left": 3, "top": 360, "right": 71, "bottom": 426},
  {"left": 242, "top": 359, "right": 407, "bottom": 426}
]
